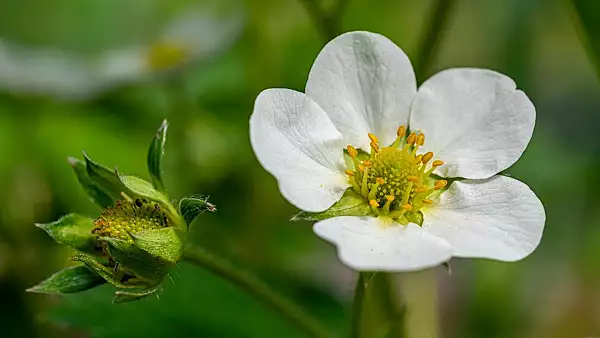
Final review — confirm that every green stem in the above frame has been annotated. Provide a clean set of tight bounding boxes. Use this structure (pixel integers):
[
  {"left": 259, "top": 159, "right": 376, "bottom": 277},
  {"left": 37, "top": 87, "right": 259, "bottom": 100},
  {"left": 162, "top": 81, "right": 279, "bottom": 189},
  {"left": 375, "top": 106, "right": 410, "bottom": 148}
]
[
  {"left": 414, "top": 0, "right": 456, "bottom": 84},
  {"left": 400, "top": 269, "right": 439, "bottom": 338},
  {"left": 350, "top": 272, "right": 366, "bottom": 338},
  {"left": 349, "top": 272, "right": 405, "bottom": 338},
  {"left": 182, "top": 246, "right": 332, "bottom": 338}
]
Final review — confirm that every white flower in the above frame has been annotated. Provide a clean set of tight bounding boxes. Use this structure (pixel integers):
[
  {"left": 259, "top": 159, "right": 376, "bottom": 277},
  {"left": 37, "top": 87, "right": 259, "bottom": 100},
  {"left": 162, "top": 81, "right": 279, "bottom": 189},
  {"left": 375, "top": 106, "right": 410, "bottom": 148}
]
[
  {"left": 0, "top": 6, "right": 241, "bottom": 99},
  {"left": 250, "top": 31, "right": 545, "bottom": 272}
]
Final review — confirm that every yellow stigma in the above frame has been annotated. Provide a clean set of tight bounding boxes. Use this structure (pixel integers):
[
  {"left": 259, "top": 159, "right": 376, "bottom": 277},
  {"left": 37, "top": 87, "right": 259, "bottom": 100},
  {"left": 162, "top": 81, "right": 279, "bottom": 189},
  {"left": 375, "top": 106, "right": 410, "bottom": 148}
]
[{"left": 344, "top": 127, "right": 447, "bottom": 224}]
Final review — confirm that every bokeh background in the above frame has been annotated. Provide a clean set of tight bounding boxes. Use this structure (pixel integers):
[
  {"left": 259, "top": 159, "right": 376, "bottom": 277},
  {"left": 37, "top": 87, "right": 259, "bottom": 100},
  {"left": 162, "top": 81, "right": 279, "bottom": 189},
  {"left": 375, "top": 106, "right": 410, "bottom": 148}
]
[{"left": 1, "top": 0, "right": 599, "bottom": 337}]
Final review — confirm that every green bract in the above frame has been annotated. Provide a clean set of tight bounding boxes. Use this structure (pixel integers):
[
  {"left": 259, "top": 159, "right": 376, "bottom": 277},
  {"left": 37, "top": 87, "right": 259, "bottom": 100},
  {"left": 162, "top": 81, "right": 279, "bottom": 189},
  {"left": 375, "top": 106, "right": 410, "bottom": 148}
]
[{"left": 28, "top": 119, "right": 215, "bottom": 303}]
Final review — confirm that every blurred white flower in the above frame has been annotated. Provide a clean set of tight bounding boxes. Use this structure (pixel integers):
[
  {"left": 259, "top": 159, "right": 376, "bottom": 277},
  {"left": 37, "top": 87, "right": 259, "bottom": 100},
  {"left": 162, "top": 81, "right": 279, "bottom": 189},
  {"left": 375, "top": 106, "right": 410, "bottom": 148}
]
[
  {"left": 0, "top": 6, "right": 242, "bottom": 99},
  {"left": 250, "top": 31, "right": 545, "bottom": 272}
]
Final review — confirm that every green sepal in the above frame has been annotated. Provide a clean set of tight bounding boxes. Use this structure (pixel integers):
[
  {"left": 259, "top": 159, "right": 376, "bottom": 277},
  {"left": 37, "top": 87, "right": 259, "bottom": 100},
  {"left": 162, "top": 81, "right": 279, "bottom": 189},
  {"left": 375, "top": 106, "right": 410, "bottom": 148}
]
[
  {"left": 68, "top": 157, "right": 114, "bottom": 208},
  {"left": 179, "top": 196, "right": 216, "bottom": 229},
  {"left": 102, "top": 237, "right": 174, "bottom": 284},
  {"left": 71, "top": 254, "right": 146, "bottom": 289},
  {"left": 83, "top": 152, "right": 126, "bottom": 201},
  {"left": 116, "top": 173, "right": 181, "bottom": 228},
  {"left": 290, "top": 189, "right": 371, "bottom": 222},
  {"left": 147, "top": 119, "right": 168, "bottom": 193},
  {"left": 26, "top": 265, "right": 105, "bottom": 294},
  {"left": 113, "top": 284, "right": 161, "bottom": 304},
  {"left": 35, "top": 214, "right": 101, "bottom": 255},
  {"left": 131, "top": 227, "right": 184, "bottom": 263}
]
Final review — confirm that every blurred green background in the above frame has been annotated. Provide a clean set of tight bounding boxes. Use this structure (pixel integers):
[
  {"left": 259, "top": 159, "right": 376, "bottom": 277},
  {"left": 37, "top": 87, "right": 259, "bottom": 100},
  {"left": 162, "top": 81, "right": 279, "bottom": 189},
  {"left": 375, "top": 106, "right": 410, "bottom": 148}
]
[{"left": 1, "top": 0, "right": 599, "bottom": 337}]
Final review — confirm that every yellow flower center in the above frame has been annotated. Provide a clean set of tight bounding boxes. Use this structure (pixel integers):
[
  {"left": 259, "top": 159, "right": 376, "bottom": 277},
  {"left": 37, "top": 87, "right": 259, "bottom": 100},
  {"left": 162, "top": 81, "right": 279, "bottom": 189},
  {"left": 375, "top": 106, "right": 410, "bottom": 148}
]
[
  {"left": 146, "top": 41, "right": 189, "bottom": 72},
  {"left": 93, "top": 198, "right": 169, "bottom": 241},
  {"left": 345, "top": 126, "right": 447, "bottom": 224}
]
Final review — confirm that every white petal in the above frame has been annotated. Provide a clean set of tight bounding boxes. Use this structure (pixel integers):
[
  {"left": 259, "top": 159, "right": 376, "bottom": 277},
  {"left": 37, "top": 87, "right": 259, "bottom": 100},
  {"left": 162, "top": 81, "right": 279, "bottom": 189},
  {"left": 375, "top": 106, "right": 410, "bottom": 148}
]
[
  {"left": 306, "top": 31, "right": 417, "bottom": 151},
  {"left": 410, "top": 68, "right": 536, "bottom": 179},
  {"left": 422, "top": 176, "right": 545, "bottom": 261},
  {"left": 314, "top": 216, "right": 452, "bottom": 272},
  {"left": 250, "top": 88, "right": 349, "bottom": 212}
]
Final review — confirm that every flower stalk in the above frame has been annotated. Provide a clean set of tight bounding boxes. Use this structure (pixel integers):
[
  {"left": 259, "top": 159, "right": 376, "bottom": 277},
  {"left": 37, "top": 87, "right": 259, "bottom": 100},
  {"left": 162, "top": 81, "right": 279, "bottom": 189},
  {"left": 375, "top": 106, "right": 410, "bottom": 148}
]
[{"left": 182, "top": 246, "right": 332, "bottom": 338}]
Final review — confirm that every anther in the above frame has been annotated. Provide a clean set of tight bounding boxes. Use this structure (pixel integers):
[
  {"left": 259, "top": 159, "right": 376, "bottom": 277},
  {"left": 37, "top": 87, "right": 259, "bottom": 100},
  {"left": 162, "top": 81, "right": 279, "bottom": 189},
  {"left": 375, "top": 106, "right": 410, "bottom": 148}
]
[
  {"left": 401, "top": 204, "right": 412, "bottom": 211},
  {"left": 363, "top": 160, "right": 372, "bottom": 166},
  {"left": 368, "top": 133, "right": 379, "bottom": 144},
  {"left": 370, "top": 142, "right": 380, "bottom": 153},
  {"left": 422, "top": 152, "right": 434, "bottom": 164},
  {"left": 422, "top": 199, "right": 433, "bottom": 204},
  {"left": 397, "top": 125, "right": 406, "bottom": 137},
  {"left": 386, "top": 195, "right": 395, "bottom": 202},
  {"left": 347, "top": 145, "right": 358, "bottom": 158},
  {"left": 369, "top": 199, "right": 380, "bottom": 208},
  {"left": 345, "top": 170, "right": 354, "bottom": 176},
  {"left": 416, "top": 134, "right": 425, "bottom": 146},
  {"left": 407, "top": 175, "right": 419, "bottom": 182},
  {"left": 432, "top": 160, "right": 444, "bottom": 167},
  {"left": 382, "top": 195, "right": 395, "bottom": 213},
  {"left": 434, "top": 180, "right": 448, "bottom": 190},
  {"left": 357, "top": 165, "right": 365, "bottom": 172},
  {"left": 406, "top": 133, "right": 417, "bottom": 145},
  {"left": 376, "top": 177, "right": 385, "bottom": 185}
]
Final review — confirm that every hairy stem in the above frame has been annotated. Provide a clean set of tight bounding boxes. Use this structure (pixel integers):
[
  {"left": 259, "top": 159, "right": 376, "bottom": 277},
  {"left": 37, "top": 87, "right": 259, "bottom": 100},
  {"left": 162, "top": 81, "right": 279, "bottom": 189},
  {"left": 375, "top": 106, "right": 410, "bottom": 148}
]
[{"left": 182, "top": 246, "right": 332, "bottom": 338}]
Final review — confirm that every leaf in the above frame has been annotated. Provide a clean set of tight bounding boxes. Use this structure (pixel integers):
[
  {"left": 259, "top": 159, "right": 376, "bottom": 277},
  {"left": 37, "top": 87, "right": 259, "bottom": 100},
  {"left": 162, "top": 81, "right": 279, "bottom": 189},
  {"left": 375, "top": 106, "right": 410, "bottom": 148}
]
[
  {"left": 83, "top": 152, "right": 126, "bottom": 201},
  {"left": 68, "top": 157, "right": 114, "bottom": 208},
  {"left": 131, "top": 227, "right": 184, "bottom": 263},
  {"left": 35, "top": 214, "right": 100, "bottom": 255},
  {"left": 573, "top": 0, "right": 600, "bottom": 80},
  {"left": 147, "top": 119, "right": 168, "bottom": 193},
  {"left": 113, "top": 285, "right": 161, "bottom": 304},
  {"left": 178, "top": 196, "right": 216, "bottom": 228},
  {"left": 27, "top": 265, "right": 106, "bottom": 294},
  {"left": 290, "top": 189, "right": 371, "bottom": 222}
]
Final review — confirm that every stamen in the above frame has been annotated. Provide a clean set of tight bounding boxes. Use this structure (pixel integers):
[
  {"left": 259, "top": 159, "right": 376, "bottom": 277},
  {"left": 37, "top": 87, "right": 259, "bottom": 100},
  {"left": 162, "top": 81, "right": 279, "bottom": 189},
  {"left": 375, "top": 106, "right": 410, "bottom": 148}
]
[
  {"left": 401, "top": 204, "right": 412, "bottom": 211},
  {"left": 345, "top": 170, "right": 354, "bottom": 176},
  {"left": 368, "top": 133, "right": 379, "bottom": 144},
  {"left": 422, "top": 152, "right": 434, "bottom": 164},
  {"left": 370, "top": 142, "right": 380, "bottom": 154},
  {"left": 415, "top": 186, "right": 428, "bottom": 193},
  {"left": 347, "top": 145, "right": 358, "bottom": 158},
  {"left": 432, "top": 160, "right": 444, "bottom": 167},
  {"left": 422, "top": 199, "right": 433, "bottom": 204},
  {"left": 415, "top": 155, "right": 423, "bottom": 164},
  {"left": 407, "top": 175, "right": 419, "bottom": 182},
  {"left": 382, "top": 195, "right": 395, "bottom": 213},
  {"left": 406, "top": 133, "right": 416, "bottom": 146},
  {"left": 397, "top": 125, "right": 406, "bottom": 138},
  {"left": 416, "top": 134, "right": 425, "bottom": 146},
  {"left": 369, "top": 199, "right": 380, "bottom": 208},
  {"left": 361, "top": 163, "right": 371, "bottom": 197},
  {"left": 434, "top": 180, "right": 448, "bottom": 190}
]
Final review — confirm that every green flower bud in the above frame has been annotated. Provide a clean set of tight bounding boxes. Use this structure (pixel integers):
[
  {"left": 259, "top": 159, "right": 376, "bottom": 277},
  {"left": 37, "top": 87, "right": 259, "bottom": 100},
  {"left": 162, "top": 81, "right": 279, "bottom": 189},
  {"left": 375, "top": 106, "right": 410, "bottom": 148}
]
[{"left": 28, "top": 119, "right": 215, "bottom": 303}]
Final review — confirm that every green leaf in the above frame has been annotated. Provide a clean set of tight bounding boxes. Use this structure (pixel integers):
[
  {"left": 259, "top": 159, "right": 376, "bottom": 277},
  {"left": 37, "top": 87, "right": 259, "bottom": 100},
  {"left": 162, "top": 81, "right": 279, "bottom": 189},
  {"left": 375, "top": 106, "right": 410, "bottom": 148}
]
[
  {"left": 573, "top": 0, "right": 600, "bottom": 81},
  {"left": 102, "top": 237, "right": 174, "bottom": 283},
  {"left": 113, "top": 285, "right": 160, "bottom": 304},
  {"left": 131, "top": 227, "right": 184, "bottom": 263},
  {"left": 290, "top": 189, "right": 371, "bottom": 222},
  {"left": 179, "top": 196, "right": 216, "bottom": 228},
  {"left": 68, "top": 157, "right": 115, "bottom": 208},
  {"left": 147, "top": 119, "right": 168, "bottom": 193},
  {"left": 83, "top": 152, "right": 126, "bottom": 201},
  {"left": 36, "top": 214, "right": 100, "bottom": 255},
  {"left": 27, "top": 265, "right": 106, "bottom": 294}
]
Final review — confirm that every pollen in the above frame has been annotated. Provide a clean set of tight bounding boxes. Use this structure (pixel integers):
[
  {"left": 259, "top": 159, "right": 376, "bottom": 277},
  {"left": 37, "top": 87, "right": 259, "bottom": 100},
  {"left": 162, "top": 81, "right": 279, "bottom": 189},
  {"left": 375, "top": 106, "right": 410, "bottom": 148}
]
[
  {"left": 344, "top": 126, "right": 448, "bottom": 224},
  {"left": 92, "top": 199, "right": 169, "bottom": 241}
]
